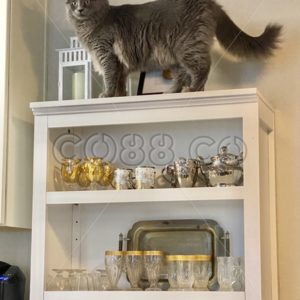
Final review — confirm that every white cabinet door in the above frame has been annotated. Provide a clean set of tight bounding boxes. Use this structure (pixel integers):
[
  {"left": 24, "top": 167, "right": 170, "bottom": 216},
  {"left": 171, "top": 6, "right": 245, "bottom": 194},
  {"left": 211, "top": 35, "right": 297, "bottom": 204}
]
[{"left": 0, "top": 0, "right": 9, "bottom": 225}]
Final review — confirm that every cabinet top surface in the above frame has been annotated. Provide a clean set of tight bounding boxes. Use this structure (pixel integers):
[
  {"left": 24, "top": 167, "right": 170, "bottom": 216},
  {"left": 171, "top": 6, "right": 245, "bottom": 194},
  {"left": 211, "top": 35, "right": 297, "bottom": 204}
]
[{"left": 30, "top": 88, "right": 270, "bottom": 116}]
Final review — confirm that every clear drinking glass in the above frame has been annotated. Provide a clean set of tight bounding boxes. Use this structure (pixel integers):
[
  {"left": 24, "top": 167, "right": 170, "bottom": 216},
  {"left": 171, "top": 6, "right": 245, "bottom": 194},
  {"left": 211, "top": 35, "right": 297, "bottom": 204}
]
[
  {"left": 143, "top": 251, "right": 164, "bottom": 291},
  {"left": 193, "top": 255, "right": 212, "bottom": 290},
  {"left": 52, "top": 269, "right": 67, "bottom": 291},
  {"left": 232, "top": 257, "right": 245, "bottom": 291},
  {"left": 105, "top": 251, "right": 124, "bottom": 290},
  {"left": 217, "top": 256, "right": 239, "bottom": 291},
  {"left": 75, "top": 270, "right": 89, "bottom": 291},
  {"left": 124, "top": 251, "right": 144, "bottom": 291}
]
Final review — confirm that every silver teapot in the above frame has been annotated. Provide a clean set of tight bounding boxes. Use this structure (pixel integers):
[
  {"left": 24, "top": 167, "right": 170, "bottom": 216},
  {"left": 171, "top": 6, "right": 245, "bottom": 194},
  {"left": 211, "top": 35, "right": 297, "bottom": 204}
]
[{"left": 200, "top": 146, "right": 243, "bottom": 187}]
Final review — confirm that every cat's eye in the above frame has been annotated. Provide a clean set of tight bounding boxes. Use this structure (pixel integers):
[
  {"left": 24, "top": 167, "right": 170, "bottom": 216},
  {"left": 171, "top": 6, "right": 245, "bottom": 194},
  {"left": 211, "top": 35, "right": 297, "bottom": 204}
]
[
  {"left": 71, "top": 1, "right": 77, "bottom": 6},
  {"left": 84, "top": 0, "right": 90, "bottom": 5}
]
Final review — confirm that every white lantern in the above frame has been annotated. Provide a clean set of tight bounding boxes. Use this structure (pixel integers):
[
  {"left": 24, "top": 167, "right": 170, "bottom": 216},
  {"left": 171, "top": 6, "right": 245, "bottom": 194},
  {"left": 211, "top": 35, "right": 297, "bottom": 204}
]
[{"left": 57, "top": 37, "right": 92, "bottom": 100}]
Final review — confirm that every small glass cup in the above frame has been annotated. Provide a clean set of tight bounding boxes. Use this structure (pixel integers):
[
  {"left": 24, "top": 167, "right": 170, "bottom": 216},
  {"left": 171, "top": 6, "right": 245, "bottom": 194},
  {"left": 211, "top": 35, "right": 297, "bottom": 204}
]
[
  {"left": 143, "top": 251, "right": 164, "bottom": 291},
  {"left": 193, "top": 255, "right": 212, "bottom": 290},
  {"left": 124, "top": 251, "right": 144, "bottom": 291},
  {"left": 60, "top": 158, "right": 81, "bottom": 190},
  {"left": 52, "top": 269, "right": 68, "bottom": 291},
  {"left": 217, "top": 256, "right": 239, "bottom": 291},
  {"left": 232, "top": 257, "right": 245, "bottom": 291},
  {"left": 105, "top": 251, "right": 124, "bottom": 290}
]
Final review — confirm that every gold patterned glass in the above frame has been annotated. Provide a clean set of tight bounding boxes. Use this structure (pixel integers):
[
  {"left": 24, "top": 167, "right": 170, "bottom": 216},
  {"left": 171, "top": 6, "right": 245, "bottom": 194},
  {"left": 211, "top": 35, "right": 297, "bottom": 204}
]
[
  {"left": 143, "top": 251, "right": 164, "bottom": 291},
  {"left": 60, "top": 158, "right": 81, "bottom": 189},
  {"left": 77, "top": 157, "right": 104, "bottom": 189},
  {"left": 97, "top": 162, "right": 115, "bottom": 187},
  {"left": 193, "top": 255, "right": 212, "bottom": 290},
  {"left": 105, "top": 251, "right": 124, "bottom": 290},
  {"left": 124, "top": 251, "right": 143, "bottom": 291}
]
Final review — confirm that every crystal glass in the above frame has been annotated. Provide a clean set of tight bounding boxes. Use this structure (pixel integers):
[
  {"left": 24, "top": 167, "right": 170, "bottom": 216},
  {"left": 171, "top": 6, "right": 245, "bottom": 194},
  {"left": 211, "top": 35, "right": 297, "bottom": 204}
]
[
  {"left": 232, "top": 257, "right": 245, "bottom": 291},
  {"left": 124, "top": 251, "right": 144, "bottom": 290},
  {"left": 217, "top": 256, "right": 239, "bottom": 291},
  {"left": 105, "top": 251, "right": 124, "bottom": 290},
  {"left": 94, "top": 269, "right": 111, "bottom": 290},
  {"left": 193, "top": 255, "right": 212, "bottom": 290},
  {"left": 52, "top": 269, "right": 68, "bottom": 291},
  {"left": 166, "top": 258, "right": 179, "bottom": 290},
  {"left": 143, "top": 251, "right": 164, "bottom": 291},
  {"left": 60, "top": 158, "right": 81, "bottom": 190},
  {"left": 176, "top": 257, "right": 194, "bottom": 290},
  {"left": 65, "top": 269, "right": 78, "bottom": 291},
  {"left": 166, "top": 255, "right": 195, "bottom": 291},
  {"left": 75, "top": 270, "right": 89, "bottom": 291}
]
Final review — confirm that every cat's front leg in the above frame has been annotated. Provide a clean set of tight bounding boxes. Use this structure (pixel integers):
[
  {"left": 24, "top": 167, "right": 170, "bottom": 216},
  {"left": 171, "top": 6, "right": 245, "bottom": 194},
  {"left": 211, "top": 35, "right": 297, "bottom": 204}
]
[{"left": 97, "top": 53, "right": 120, "bottom": 98}]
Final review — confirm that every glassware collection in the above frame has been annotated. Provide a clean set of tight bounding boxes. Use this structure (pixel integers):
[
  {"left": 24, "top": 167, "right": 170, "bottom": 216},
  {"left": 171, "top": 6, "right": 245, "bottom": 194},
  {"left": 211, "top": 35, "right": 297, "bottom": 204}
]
[
  {"left": 58, "top": 146, "right": 243, "bottom": 191},
  {"left": 47, "top": 254, "right": 244, "bottom": 292},
  {"left": 47, "top": 269, "right": 109, "bottom": 291}
]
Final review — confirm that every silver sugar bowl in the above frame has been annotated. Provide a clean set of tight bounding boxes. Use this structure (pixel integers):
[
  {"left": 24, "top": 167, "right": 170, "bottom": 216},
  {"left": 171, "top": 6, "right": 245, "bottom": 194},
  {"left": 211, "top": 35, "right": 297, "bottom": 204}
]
[
  {"left": 200, "top": 146, "right": 243, "bottom": 187},
  {"left": 162, "top": 158, "right": 205, "bottom": 188}
]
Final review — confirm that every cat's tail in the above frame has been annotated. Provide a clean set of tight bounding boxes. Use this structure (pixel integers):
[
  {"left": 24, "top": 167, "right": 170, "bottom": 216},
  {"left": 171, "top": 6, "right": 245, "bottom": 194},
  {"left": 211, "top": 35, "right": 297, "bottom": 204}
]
[{"left": 215, "top": 7, "right": 282, "bottom": 59}]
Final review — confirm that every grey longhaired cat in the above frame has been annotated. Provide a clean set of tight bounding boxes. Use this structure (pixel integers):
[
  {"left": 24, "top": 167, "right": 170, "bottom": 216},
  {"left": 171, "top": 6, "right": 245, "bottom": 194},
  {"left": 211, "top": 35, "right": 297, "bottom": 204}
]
[{"left": 66, "top": 0, "right": 281, "bottom": 97}]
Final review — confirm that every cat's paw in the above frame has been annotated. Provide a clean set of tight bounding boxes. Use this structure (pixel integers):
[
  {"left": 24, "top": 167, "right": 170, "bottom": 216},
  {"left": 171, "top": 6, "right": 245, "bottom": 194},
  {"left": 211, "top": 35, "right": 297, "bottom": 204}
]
[{"left": 98, "top": 92, "right": 112, "bottom": 98}]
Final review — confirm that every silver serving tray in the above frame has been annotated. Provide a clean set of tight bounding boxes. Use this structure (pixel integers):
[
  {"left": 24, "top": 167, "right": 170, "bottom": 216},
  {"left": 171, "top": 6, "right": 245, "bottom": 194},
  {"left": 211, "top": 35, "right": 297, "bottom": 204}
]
[{"left": 127, "top": 219, "right": 226, "bottom": 290}]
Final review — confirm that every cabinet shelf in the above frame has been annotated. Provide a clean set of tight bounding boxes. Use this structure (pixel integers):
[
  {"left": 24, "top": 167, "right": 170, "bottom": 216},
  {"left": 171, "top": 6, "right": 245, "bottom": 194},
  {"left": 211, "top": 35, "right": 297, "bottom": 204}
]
[
  {"left": 44, "top": 291, "right": 245, "bottom": 300},
  {"left": 46, "top": 186, "right": 245, "bottom": 205}
]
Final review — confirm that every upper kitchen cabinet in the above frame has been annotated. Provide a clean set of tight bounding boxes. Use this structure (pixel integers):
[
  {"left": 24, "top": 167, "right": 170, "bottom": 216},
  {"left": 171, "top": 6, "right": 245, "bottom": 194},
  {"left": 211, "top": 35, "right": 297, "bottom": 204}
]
[{"left": 0, "top": 0, "right": 47, "bottom": 228}]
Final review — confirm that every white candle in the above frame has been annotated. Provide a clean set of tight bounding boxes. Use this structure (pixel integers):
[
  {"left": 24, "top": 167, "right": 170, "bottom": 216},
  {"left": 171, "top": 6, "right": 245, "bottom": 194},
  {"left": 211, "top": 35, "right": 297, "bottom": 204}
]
[{"left": 72, "top": 71, "right": 85, "bottom": 99}]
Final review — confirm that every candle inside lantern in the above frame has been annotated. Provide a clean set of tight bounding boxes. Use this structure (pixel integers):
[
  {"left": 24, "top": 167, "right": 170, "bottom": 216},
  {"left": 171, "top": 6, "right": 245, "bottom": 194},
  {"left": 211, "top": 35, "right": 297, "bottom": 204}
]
[{"left": 72, "top": 71, "right": 85, "bottom": 99}]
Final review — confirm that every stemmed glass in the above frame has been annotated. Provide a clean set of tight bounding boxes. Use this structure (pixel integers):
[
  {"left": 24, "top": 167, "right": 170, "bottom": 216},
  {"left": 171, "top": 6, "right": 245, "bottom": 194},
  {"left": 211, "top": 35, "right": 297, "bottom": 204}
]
[
  {"left": 105, "top": 251, "right": 124, "bottom": 290},
  {"left": 143, "top": 251, "right": 164, "bottom": 291},
  {"left": 124, "top": 251, "right": 144, "bottom": 291}
]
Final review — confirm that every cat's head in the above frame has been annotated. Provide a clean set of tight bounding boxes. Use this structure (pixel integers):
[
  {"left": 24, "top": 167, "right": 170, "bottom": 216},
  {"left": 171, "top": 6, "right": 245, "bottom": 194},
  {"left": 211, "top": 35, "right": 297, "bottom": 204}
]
[{"left": 66, "top": 0, "right": 107, "bottom": 21}]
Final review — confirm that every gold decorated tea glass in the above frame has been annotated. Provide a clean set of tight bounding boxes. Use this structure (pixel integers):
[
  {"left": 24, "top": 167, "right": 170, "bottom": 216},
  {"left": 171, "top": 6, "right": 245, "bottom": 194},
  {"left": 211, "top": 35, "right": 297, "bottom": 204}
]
[
  {"left": 193, "top": 255, "right": 212, "bottom": 290},
  {"left": 105, "top": 251, "right": 124, "bottom": 290},
  {"left": 77, "top": 157, "right": 104, "bottom": 190},
  {"left": 143, "top": 251, "right": 164, "bottom": 291},
  {"left": 60, "top": 158, "right": 81, "bottom": 190},
  {"left": 124, "top": 251, "right": 144, "bottom": 291},
  {"left": 166, "top": 255, "right": 195, "bottom": 291}
]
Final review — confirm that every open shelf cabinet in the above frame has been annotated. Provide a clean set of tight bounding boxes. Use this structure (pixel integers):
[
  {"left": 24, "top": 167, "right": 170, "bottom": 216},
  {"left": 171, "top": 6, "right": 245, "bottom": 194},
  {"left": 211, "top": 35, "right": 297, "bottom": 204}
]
[{"left": 30, "top": 89, "right": 278, "bottom": 300}]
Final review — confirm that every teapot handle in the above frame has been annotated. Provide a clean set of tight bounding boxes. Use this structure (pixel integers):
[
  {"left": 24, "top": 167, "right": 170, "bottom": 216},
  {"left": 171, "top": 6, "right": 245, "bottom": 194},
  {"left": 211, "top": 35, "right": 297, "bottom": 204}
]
[{"left": 161, "top": 165, "right": 176, "bottom": 186}]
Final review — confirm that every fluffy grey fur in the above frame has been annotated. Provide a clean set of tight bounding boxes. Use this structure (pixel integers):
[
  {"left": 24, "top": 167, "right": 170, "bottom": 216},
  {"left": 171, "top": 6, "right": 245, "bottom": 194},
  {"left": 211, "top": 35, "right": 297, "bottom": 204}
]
[{"left": 66, "top": 0, "right": 281, "bottom": 97}]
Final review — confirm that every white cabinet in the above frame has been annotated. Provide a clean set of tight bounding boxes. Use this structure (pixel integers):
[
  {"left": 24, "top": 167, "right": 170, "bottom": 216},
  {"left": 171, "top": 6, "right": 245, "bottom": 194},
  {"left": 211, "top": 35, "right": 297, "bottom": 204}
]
[
  {"left": 0, "top": 0, "right": 46, "bottom": 228},
  {"left": 30, "top": 89, "right": 278, "bottom": 300}
]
